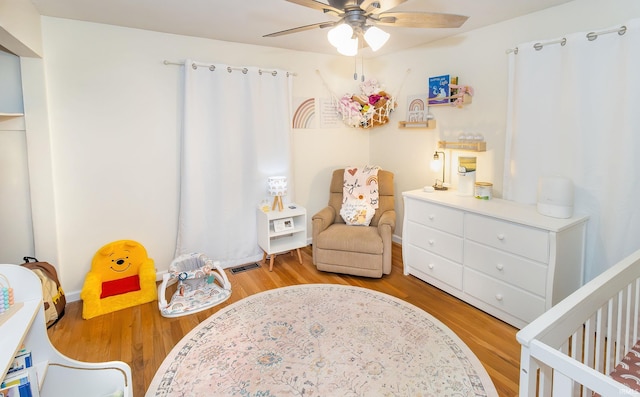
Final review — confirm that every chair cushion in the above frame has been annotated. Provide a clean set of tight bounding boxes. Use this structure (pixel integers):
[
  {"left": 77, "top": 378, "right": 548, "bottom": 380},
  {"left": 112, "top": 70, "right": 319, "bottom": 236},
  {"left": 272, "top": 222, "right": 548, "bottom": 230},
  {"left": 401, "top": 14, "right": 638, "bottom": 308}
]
[
  {"left": 100, "top": 275, "right": 141, "bottom": 298},
  {"left": 340, "top": 198, "right": 375, "bottom": 226},
  {"left": 316, "top": 224, "right": 383, "bottom": 255}
]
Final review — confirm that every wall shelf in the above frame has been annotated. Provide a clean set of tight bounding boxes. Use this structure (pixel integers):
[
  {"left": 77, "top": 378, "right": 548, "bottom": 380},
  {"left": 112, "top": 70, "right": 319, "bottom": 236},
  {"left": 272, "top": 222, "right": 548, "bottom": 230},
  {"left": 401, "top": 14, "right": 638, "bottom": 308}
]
[
  {"left": 0, "top": 113, "right": 24, "bottom": 118},
  {"left": 438, "top": 140, "right": 486, "bottom": 152},
  {"left": 428, "top": 93, "right": 473, "bottom": 108},
  {"left": 398, "top": 120, "right": 436, "bottom": 129}
]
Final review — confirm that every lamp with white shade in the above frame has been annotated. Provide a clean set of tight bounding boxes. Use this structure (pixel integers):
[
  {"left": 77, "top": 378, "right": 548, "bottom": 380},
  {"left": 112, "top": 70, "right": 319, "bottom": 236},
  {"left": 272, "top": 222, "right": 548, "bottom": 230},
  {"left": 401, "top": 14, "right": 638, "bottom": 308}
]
[{"left": 268, "top": 176, "right": 287, "bottom": 211}]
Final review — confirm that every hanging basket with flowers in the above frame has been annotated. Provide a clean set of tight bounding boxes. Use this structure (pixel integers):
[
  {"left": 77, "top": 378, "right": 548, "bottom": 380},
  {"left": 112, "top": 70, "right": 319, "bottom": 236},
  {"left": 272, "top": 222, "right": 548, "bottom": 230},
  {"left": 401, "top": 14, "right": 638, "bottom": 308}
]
[{"left": 334, "top": 79, "right": 397, "bottom": 129}]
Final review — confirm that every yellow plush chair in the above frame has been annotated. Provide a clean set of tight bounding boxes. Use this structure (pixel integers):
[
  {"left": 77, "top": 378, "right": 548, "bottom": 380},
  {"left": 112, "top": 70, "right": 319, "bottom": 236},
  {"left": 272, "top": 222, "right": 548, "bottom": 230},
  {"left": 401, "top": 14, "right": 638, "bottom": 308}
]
[{"left": 81, "top": 240, "right": 157, "bottom": 319}]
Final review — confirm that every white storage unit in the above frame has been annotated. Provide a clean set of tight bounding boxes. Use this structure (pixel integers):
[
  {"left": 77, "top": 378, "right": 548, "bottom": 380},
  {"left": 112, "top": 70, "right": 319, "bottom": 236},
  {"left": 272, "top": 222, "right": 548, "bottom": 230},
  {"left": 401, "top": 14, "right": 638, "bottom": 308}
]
[
  {"left": 256, "top": 204, "right": 307, "bottom": 271},
  {"left": 402, "top": 189, "right": 588, "bottom": 329},
  {"left": 0, "top": 264, "right": 132, "bottom": 397}
]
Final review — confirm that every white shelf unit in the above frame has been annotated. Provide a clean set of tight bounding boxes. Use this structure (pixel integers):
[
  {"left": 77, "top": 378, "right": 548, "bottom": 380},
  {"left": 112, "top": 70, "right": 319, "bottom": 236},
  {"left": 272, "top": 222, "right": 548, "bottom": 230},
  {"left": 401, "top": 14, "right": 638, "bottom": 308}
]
[
  {"left": 257, "top": 205, "right": 307, "bottom": 271},
  {"left": 0, "top": 264, "right": 132, "bottom": 397},
  {"left": 401, "top": 189, "right": 588, "bottom": 329}
]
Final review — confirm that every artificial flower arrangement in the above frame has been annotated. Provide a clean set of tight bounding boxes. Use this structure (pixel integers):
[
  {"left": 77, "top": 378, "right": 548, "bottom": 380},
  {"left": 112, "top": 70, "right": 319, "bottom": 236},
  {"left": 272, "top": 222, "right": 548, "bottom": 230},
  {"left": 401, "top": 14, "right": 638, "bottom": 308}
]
[{"left": 336, "top": 79, "right": 396, "bottom": 128}]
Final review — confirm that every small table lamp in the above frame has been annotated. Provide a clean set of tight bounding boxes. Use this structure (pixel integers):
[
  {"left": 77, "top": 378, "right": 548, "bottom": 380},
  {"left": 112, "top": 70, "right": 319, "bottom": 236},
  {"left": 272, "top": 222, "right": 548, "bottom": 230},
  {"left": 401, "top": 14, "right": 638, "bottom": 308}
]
[
  {"left": 431, "top": 151, "right": 448, "bottom": 191},
  {"left": 268, "top": 176, "right": 287, "bottom": 211}
]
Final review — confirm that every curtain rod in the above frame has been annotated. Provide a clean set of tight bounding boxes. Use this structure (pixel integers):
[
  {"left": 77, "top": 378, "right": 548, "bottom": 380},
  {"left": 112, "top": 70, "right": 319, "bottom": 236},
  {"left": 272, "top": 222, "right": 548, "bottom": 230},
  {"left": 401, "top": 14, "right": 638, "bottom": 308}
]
[
  {"left": 505, "top": 24, "right": 627, "bottom": 54},
  {"left": 163, "top": 60, "right": 296, "bottom": 76}
]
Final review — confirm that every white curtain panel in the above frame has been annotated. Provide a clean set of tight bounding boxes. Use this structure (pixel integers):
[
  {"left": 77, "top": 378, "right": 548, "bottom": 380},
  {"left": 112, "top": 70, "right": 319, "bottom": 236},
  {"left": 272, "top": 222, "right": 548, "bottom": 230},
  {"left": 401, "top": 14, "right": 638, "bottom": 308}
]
[
  {"left": 504, "top": 19, "right": 640, "bottom": 281},
  {"left": 176, "top": 61, "right": 293, "bottom": 267}
]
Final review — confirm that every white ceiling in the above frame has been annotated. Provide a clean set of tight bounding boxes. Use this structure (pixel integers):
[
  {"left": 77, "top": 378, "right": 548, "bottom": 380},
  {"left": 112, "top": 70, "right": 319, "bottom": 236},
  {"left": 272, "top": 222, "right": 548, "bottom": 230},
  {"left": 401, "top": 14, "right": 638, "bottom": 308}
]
[{"left": 29, "top": 0, "right": 574, "bottom": 57}]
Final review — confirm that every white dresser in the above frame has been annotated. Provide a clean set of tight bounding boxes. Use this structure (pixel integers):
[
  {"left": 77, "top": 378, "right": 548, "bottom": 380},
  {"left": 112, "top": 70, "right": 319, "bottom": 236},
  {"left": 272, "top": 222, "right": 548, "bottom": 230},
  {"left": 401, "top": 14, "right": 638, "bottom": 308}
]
[{"left": 402, "top": 189, "right": 588, "bottom": 329}]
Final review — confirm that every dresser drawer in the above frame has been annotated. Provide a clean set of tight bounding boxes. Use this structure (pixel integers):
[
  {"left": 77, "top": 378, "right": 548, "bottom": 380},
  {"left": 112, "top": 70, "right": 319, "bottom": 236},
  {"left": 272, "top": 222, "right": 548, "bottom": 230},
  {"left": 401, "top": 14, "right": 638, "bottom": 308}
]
[
  {"left": 465, "top": 213, "right": 549, "bottom": 263},
  {"left": 405, "top": 198, "right": 463, "bottom": 236},
  {"left": 464, "top": 241, "right": 547, "bottom": 297},
  {"left": 405, "top": 221, "right": 463, "bottom": 263},
  {"left": 405, "top": 245, "right": 463, "bottom": 290},
  {"left": 464, "top": 268, "right": 546, "bottom": 324}
]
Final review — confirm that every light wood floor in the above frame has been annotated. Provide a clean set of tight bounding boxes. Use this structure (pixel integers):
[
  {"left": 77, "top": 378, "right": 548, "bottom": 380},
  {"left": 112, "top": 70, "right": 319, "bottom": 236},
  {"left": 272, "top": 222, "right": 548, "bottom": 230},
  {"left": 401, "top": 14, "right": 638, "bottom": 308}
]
[{"left": 47, "top": 243, "right": 521, "bottom": 397}]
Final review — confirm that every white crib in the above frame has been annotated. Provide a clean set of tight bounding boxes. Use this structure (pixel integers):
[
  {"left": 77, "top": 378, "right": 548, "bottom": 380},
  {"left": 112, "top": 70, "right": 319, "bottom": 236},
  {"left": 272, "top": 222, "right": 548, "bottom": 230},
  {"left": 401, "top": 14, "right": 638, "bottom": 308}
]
[{"left": 517, "top": 248, "right": 640, "bottom": 396}]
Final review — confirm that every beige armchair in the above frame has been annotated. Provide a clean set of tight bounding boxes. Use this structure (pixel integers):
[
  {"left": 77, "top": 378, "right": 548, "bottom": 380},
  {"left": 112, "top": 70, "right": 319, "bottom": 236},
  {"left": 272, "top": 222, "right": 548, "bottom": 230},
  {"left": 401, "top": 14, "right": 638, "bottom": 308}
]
[{"left": 312, "top": 169, "right": 396, "bottom": 278}]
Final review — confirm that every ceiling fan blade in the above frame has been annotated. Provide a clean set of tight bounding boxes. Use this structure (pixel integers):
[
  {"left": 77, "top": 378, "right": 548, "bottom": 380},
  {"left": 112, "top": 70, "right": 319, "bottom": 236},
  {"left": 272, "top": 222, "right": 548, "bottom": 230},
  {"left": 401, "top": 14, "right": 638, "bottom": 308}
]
[
  {"left": 374, "top": 12, "right": 468, "bottom": 28},
  {"left": 359, "top": 0, "right": 407, "bottom": 15},
  {"left": 263, "top": 21, "right": 338, "bottom": 37},
  {"left": 286, "top": 0, "right": 343, "bottom": 16}
]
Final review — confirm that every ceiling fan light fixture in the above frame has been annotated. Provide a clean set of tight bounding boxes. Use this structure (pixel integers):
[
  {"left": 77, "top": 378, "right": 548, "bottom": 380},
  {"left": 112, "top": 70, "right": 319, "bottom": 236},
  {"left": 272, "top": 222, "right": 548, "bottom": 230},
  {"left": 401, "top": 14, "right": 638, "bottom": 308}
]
[
  {"left": 337, "top": 37, "right": 358, "bottom": 56},
  {"left": 364, "top": 26, "right": 390, "bottom": 51},
  {"left": 327, "top": 23, "right": 353, "bottom": 48}
]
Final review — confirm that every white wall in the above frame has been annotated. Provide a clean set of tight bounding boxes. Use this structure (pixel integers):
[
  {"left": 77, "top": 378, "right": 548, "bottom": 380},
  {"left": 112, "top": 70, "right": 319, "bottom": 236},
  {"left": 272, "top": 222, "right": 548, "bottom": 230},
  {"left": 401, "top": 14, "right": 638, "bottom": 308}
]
[
  {"left": 38, "top": 17, "right": 368, "bottom": 294},
  {"left": 25, "top": 0, "right": 640, "bottom": 296},
  {"left": 373, "top": 0, "right": 640, "bottom": 242}
]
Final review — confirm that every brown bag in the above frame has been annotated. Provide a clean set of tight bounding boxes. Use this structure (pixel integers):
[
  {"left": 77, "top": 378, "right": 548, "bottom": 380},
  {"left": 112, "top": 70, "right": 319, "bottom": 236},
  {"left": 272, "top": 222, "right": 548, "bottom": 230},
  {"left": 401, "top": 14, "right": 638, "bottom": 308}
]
[{"left": 22, "top": 257, "right": 66, "bottom": 328}]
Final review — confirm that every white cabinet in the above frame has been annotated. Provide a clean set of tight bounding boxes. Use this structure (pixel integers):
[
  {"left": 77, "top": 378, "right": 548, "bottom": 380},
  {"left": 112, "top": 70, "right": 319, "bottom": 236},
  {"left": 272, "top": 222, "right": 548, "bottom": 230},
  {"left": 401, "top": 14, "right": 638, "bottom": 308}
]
[
  {"left": 402, "top": 190, "right": 588, "bottom": 329},
  {"left": 256, "top": 204, "right": 307, "bottom": 271},
  {"left": 0, "top": 264, "right": 132, "bottom": 397},
  {"left": 0, "top": 115, "right": 33, "bottom": 264}
]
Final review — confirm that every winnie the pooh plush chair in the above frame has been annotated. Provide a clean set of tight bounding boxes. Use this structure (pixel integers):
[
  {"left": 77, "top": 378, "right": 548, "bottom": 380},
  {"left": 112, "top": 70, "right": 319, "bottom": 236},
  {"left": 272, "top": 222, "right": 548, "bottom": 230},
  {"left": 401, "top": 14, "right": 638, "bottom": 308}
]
[{"left": 81, "top": 240, "right": 157, "bottom": 319}]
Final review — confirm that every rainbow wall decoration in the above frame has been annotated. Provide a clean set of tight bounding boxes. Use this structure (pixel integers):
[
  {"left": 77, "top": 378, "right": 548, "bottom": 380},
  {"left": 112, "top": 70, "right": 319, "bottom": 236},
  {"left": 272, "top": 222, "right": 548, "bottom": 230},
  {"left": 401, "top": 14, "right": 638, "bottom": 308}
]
[
  {"left": 292, "top": 98, "right": 316, "bottom": 129},
  {"left": 406, "top": 94, "right": 427, "bottom": 122}
]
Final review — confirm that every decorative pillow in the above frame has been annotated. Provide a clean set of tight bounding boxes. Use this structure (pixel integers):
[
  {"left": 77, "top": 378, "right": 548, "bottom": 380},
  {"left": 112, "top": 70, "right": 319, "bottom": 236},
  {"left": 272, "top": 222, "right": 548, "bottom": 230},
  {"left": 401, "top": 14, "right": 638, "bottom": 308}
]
[
  {"left": 340, "top": 198, "right": 375, "bottom": 226},
  {"left": 100, "top": 275, "right": 141, "bottom": 299}
]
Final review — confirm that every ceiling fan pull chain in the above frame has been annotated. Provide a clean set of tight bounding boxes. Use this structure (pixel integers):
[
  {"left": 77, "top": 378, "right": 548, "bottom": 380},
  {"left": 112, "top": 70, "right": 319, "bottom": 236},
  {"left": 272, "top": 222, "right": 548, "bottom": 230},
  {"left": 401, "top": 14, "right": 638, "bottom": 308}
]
[
  {"left": 361, "top": 54, "right": 365, "bottom": 82},
  {"left": 353, "top": 55, "right": 358, "bottom": 80}
]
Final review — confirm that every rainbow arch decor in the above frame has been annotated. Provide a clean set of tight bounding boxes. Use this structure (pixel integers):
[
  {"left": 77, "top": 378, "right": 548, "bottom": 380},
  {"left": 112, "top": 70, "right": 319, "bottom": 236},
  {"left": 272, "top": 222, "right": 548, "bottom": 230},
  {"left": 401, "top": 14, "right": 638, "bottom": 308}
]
[
  {"left": 292, "top": 97, "right": 316, "bottom": 129},
  {"left": 406, "top": 94, "right": 427, "bottom": 122}
]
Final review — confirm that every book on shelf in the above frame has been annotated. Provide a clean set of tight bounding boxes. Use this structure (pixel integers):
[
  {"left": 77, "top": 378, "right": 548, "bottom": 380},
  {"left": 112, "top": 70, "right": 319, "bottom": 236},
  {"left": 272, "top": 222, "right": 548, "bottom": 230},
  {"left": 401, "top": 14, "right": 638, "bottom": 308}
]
[
  {"left": 428, "top": 75, "right": 451, "bottom": 105},
  {"left": 0, "top": 367, "right": 38, "bottom": 397},
  {"left": 1, "top": 350, "right": 38, "bottom": 397},
  {"left": 7, "top": 350, "right": 32, "bottom": 376},
  {"left": 449, "top": 76, "right": 459, "bottom": 103}
]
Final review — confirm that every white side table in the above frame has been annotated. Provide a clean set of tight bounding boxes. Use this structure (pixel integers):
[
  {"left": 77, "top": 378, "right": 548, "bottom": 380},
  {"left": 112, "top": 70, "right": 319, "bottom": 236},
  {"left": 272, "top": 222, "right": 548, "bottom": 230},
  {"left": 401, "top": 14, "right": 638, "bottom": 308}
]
[{"left": 256, "top": 204, "right": 307, "bottom": 271}]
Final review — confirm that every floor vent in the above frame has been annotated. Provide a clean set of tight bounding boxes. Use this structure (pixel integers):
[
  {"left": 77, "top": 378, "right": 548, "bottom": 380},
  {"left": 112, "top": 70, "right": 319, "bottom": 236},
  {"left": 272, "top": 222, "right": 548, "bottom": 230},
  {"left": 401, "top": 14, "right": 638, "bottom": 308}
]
[{"left": 229, "top": 262, "right": 261, "bottom": 274}]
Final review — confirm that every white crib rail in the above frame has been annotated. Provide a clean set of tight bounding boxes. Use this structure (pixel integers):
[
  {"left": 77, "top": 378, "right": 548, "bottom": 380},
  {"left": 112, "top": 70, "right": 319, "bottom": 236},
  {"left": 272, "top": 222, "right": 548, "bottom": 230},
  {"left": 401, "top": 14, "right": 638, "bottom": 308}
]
[{"left": 517, "top": 248, "right": 640, "bottom": 397}]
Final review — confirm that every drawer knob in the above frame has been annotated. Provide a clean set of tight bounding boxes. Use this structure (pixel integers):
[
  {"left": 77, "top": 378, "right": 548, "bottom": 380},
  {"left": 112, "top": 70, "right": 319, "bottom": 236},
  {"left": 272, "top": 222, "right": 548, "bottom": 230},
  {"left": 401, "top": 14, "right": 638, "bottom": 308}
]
[
  {"left": 497, "top": 233, "right": 505, "bottom": 241},
  {"left": 495, "top": 294, "right": 503, "bottom": 301},
  {"left": 428, "top": 239, "right": 435, "bottom": 245},
  {"left": 428, "top": 214, "right": 435, "bottom": 220},
  {"left": 428, "top": 263, "right": 435, "bottom": 269},
  {"left": 496, "top": 264, "right": 504, "bottom": 271}
]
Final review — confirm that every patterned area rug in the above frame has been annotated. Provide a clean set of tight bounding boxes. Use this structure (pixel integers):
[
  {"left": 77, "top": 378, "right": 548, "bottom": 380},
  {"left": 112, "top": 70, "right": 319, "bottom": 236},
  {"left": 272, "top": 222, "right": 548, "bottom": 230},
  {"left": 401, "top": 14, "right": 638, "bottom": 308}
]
[{"left": 146, "top": 284, "right": 498, "bottom": 396}]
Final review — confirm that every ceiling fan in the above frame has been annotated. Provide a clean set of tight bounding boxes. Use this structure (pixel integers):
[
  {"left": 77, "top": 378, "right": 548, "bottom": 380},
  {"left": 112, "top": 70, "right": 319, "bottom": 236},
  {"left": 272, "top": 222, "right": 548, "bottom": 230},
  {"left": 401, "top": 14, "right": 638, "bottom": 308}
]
[{"left": 264, "top": 0, "right": 469, "bottom": 55}]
